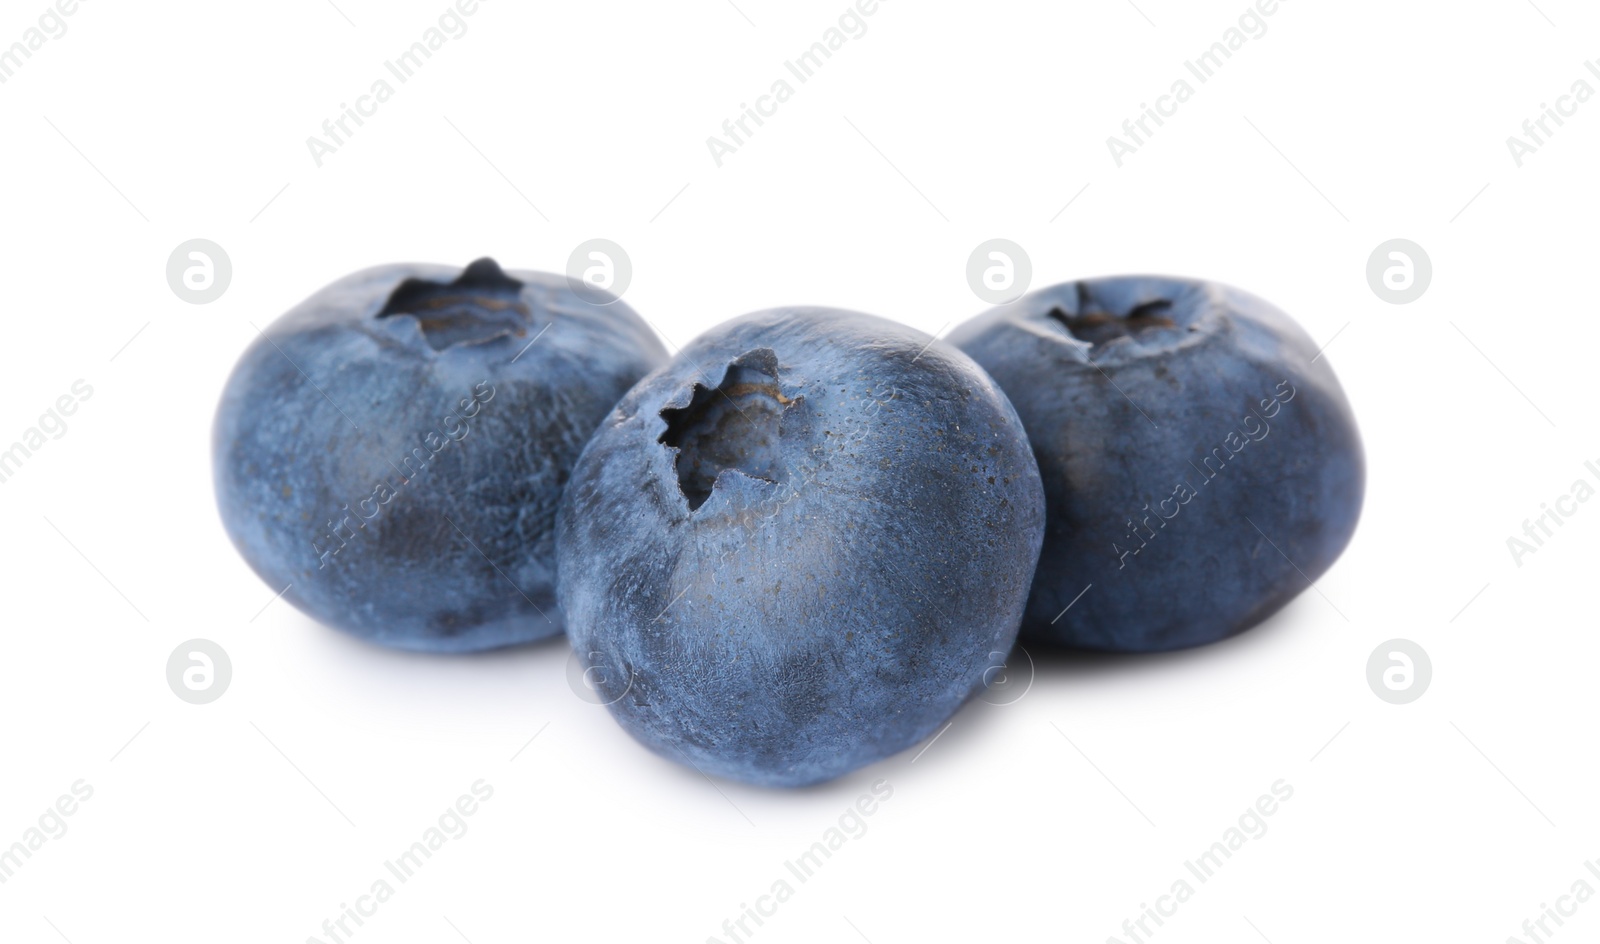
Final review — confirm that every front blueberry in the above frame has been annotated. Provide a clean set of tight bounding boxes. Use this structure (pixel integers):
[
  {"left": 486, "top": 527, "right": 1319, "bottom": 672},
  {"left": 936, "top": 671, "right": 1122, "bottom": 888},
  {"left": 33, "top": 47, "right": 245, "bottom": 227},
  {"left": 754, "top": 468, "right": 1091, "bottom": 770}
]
[
  {"left": 213, "top": 258, "right": 667, "bottom": 652},
  {"left": 557, "top": 308, "right": 1045, "bottom": 787},
  {"left": 949, "top": 277, "right": 1365, "bottom": 652}
]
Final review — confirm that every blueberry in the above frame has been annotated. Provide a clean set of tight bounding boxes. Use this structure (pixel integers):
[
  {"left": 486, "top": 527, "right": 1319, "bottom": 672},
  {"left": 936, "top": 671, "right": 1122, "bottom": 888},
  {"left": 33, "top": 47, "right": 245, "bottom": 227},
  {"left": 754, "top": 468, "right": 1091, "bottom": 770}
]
[
  {"left": 213, "top": 258, "right": 667, "bottom": 652},
  {"left": 949, "top": 277, "right": 1364, "bottom": 652},
  {"left": 556, "top": 308, "right": 1044, "bottom": 786}
]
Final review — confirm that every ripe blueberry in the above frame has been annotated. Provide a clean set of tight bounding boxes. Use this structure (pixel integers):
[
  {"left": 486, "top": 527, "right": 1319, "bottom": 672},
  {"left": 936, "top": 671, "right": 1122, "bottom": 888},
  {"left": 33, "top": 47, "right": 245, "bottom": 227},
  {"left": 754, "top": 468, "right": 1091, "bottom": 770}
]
[
  {"left": 214, "top": 258, "right": 667, "bottom": 651},
  {"left": 949, "top": 277, "right": 1364, "bottom": 651},
  {"left": 557, "top": 308, "right": 1045, "bottom": 786}
]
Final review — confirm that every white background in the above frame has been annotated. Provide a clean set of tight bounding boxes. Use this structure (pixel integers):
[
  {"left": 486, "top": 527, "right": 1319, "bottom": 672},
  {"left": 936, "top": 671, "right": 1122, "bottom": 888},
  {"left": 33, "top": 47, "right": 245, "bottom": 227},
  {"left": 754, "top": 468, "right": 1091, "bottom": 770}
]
[{"left": 1, "top": 1, "right": 1597, "bottom": 941}]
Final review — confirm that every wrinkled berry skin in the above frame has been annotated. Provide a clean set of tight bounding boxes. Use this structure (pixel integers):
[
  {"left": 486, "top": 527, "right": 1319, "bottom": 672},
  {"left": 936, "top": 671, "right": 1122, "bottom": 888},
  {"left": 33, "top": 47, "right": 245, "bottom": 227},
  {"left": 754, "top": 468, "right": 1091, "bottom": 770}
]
[
  {"left": 949, "top": 277, "right": 1364, "bottom": 652},
  {"left": 557, "top": 308, "right": 1044, "bottom": 787},
  {"left": 214, "top": 259, "right": 667, "bottom": 652}
]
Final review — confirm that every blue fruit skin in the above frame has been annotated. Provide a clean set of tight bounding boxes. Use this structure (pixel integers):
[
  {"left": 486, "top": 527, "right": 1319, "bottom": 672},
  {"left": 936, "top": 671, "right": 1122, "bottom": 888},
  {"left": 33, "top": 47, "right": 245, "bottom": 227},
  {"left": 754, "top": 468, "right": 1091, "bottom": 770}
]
[
  {"left": 949, "top": 277, "right": 1364, "bottom": 652},
  {"left": 557, "top": 308, "right": 1044, "bottom": 787},
  {"left": 214, "top": 259, "right": 667, "bottom": 652}
]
